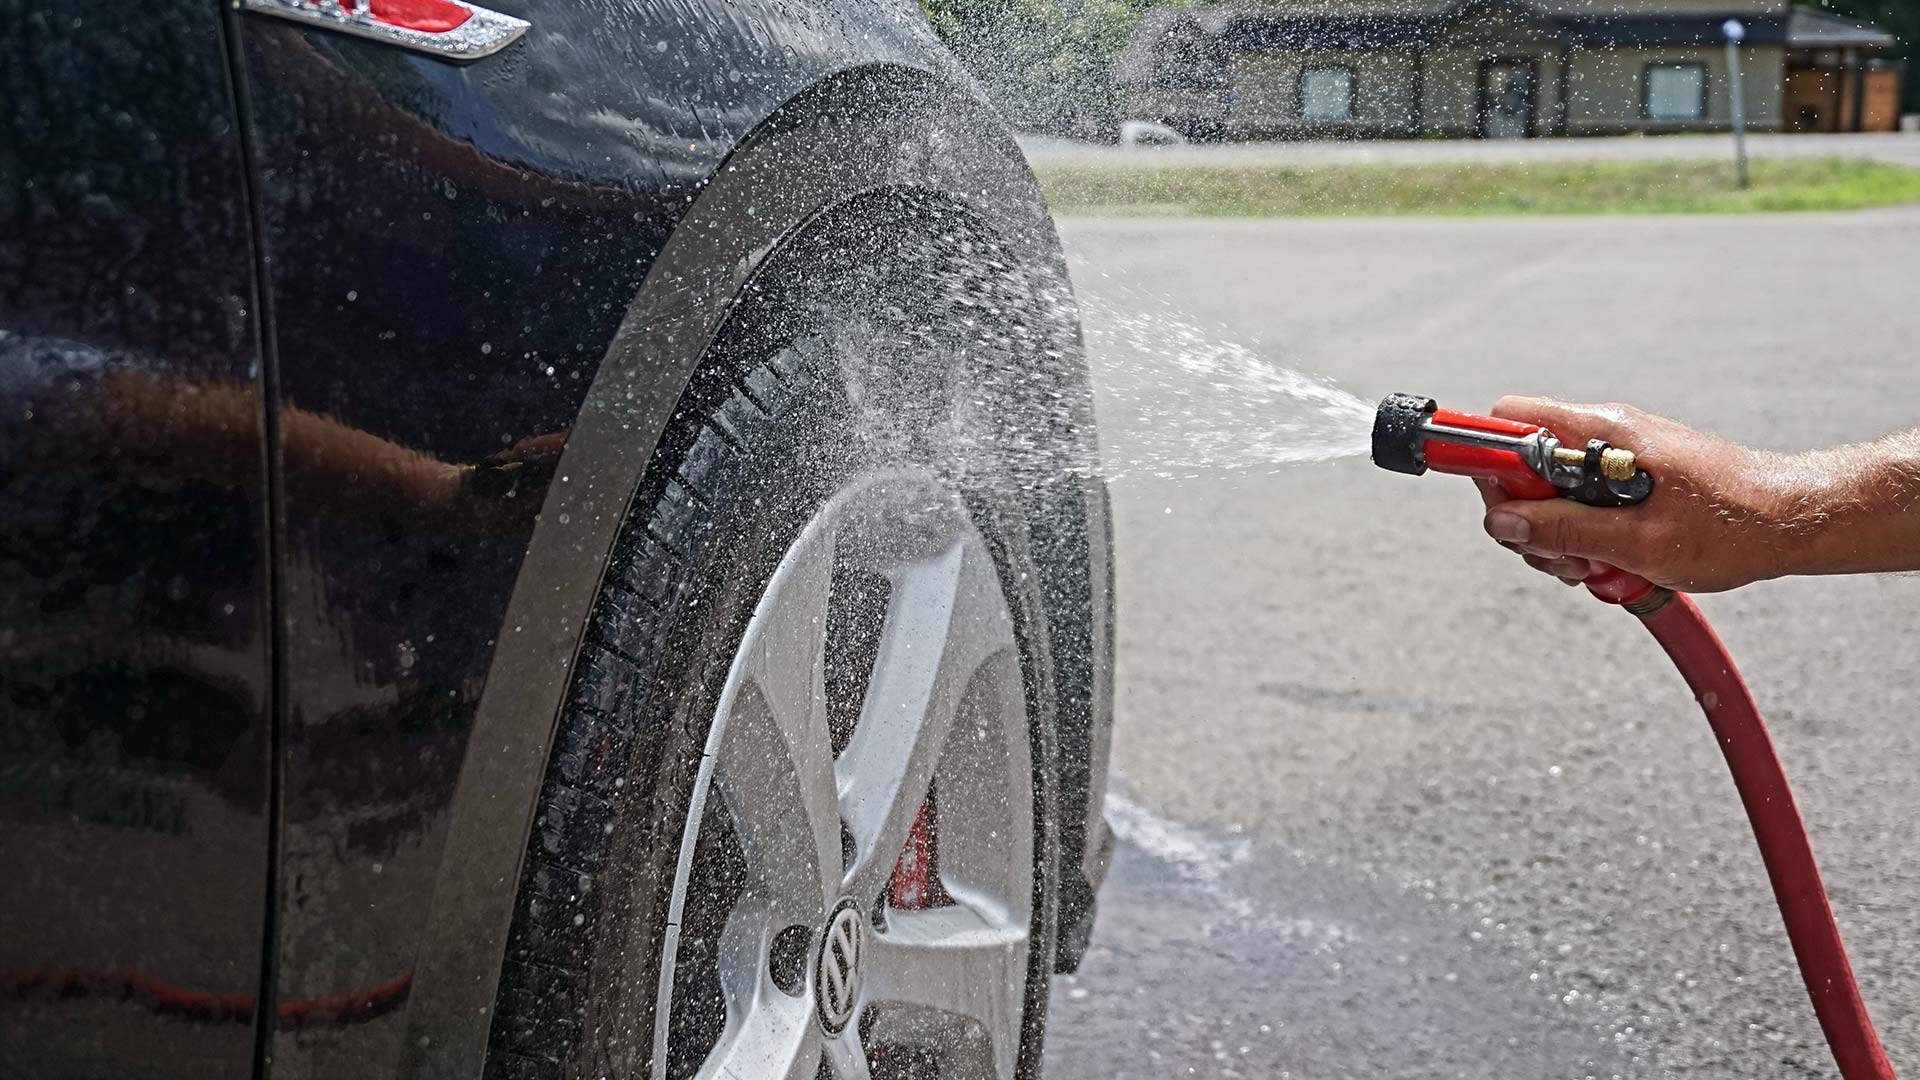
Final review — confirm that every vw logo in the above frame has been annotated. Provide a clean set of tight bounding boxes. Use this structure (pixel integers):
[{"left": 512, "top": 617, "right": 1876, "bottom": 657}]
[{"left": 815, "top": 904, "right": 865, "bottom": 1032}]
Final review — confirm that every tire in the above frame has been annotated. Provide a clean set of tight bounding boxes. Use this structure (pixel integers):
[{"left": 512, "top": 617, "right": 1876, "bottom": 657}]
[{"left": 484, "top": 198, "right": 1083, "bottom": 1080}]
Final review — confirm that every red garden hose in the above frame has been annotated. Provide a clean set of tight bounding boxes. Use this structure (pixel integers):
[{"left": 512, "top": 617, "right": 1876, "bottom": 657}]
[
  {"left": 1582, "top": 499, "right": 1894, "bottom": 1080},
  {"left": 1626, "top": 585, "right": 1895, "bottom": 1080},
  {"left": 1551, "top": 513, "right": 1895, "bottom": 1080}
]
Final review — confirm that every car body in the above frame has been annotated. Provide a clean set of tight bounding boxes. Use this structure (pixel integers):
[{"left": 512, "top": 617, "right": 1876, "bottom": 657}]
[{"left": 0, "top": 2, "right": 1113, "bottom": 1077}]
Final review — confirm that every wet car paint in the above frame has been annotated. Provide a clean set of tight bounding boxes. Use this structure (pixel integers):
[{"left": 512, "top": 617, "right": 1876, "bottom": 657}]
[
  {"left": 3, "top": 3, "right": 1112, "bottom": 1077},
  {"left": 0, "top": 3, "right": 274, "bottom": 1076}
]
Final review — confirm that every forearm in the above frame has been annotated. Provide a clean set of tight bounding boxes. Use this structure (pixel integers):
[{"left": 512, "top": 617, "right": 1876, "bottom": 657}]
[{"left": 1770, "top": 430, "right": 1920, "bottom": 578}]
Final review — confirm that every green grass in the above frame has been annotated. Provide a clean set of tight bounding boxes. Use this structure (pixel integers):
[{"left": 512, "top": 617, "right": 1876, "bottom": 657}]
[{"left": 1034, "top": 157, "right": 1920, "bottom": 217}]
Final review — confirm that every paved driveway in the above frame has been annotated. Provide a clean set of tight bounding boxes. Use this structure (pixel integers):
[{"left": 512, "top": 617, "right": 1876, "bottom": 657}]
[{"left": 1044, "top": 207, "right": 1920, "bottom": 1078}]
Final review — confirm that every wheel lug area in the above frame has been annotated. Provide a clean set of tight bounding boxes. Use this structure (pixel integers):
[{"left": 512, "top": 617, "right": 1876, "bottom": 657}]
[{"left": 768, "top": 924, "right": 812, "bottom": 996}]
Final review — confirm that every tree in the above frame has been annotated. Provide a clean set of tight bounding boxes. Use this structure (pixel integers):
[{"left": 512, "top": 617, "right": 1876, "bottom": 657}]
[{"left": 921, "top": 0, "right": 1178, "bottom": 139}]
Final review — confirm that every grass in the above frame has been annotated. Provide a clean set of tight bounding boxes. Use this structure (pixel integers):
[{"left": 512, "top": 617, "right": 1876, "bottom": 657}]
[{"left": 1034, "top": 157, "right": 1920, "bottom": 217}]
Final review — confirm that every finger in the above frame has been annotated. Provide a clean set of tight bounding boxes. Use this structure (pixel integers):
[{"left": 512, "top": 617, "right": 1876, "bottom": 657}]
[
  {"left": 1484, "top": 497, "right": 1642, "bottom": 565},
  {"left": 1490, "top": 396, "right": 1636, "bottom": 447},
  {"left": 1522, "top": 552, "right": 1596, "bottom": 580},
  {"left": 1520, "top": 554, "right": 1588, "bottom": 587},
  {"left": 1520, "top": 553, "right": 1558, "bottom": 575}
]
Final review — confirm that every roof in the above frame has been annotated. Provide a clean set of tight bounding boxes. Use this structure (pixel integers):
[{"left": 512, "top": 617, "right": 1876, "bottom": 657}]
[
  {"left": 1784, "top": 7, "right": 1896, "bottom": 48},
  {"left": 1117, "top": 1, "right": 1894, "bottom": 85}
]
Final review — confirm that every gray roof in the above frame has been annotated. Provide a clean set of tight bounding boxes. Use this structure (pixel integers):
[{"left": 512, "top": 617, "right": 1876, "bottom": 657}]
[
  {"left": 1116, "top": 1, "right": 1895, "bottom": 86},
  {"left": 1784, "top": 7, "right": 1896, "bottom": 48}
]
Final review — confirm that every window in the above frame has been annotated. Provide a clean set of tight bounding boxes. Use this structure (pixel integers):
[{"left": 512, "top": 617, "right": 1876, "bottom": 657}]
[
  {"left": 1301, "top": 66, "right": 1355, "bottom": 122},
  {"left": 1646, "top": 63, "right": 1706, "bottom": 121}
]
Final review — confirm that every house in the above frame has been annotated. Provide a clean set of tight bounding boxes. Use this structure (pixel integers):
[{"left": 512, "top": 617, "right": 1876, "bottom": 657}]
[{"left": 1114, "top": 1, "right": 1903, "bottom": 139}]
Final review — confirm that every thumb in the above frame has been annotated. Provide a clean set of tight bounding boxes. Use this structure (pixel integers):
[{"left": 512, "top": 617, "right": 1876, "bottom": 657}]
[{"left": 1483, "top": 498, "right": 1641, "bottom": 563}]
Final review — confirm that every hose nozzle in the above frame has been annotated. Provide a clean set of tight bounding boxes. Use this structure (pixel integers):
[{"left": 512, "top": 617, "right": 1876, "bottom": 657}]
[{"left": 1372, "top": 393, "right": 1653, "bottom": 507}]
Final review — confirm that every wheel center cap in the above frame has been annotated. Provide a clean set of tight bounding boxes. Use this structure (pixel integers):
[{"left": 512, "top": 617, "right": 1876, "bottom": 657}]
[{"left": 815, "top": 903, "right": 865, "bottom": 1033}]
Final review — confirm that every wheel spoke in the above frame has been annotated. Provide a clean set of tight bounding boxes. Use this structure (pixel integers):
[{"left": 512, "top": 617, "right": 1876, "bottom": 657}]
[
  {"left": 863, "top": 906, "right": 1028, "bottom": 1080},
  {"left": 923, "top": 649, "right": 1032, "bottom": 913},
  {"left": 699, "top": 901, "right": 821, "bottom": 1080},
  {"left": 702, "top": 992, "right": 820, "bottom": 1080},
  {"left": 713, "top": 523, "right": 840, "bottom": 917},
  {"left": 713, "top": 689, "right": 836, "bottom": 923},
  {"left": 836, "top": 537, "right": 1014, "bottom": 901}
]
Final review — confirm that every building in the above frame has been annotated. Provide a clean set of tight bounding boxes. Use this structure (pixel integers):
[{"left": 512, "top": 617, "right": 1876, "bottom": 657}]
[{"left": 1115, "top": 1, "right": 1902, "bottom": 140}]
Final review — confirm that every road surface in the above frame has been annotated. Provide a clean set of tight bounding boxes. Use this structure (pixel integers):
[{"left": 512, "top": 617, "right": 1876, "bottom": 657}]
[{"left": 1044, "top": 207, "right": 1920, "bottom": 1078}]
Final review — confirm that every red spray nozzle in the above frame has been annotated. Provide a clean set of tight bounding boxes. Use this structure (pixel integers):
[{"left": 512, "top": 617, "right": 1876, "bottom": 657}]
[{"left": 1372, "top": 393, "right": 1652, "bottom": 508}]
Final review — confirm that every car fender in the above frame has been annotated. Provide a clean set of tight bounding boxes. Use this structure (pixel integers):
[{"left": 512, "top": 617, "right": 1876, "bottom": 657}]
[{"left": 398, "top": 63, "right": 1107, "bottom": 1078}]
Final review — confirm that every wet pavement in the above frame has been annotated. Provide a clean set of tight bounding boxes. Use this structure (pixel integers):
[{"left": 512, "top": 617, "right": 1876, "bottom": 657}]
[
  {"left": 1046, "top": 791, "right": 1655, "bottom": 1079},
  {"left": 1044, "top": 208, "right": 1920, "bottom": 1078}
]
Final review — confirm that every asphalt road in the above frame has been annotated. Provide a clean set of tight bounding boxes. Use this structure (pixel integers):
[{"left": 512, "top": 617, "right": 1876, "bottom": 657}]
[{"left": 1042, "top": 207, "right": 1920, "bottom": 1078}]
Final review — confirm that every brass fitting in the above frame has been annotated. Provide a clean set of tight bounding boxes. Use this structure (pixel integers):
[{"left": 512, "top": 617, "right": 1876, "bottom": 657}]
[
  {"left": 1599, "top": 446, "right": 1638, "bottom": 481},
  {"left": 1552, "top": 444, "right": 1639, "bottom": 481}
]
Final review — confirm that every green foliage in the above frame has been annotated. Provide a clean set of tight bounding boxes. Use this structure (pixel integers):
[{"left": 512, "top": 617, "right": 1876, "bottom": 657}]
[
  {"left": 1035, "top": 158, "right": 1920, "bottom": 216},
  {"left": 1801, "top": 0, "right": 1920, "bottom": 111},
  {"left": 920, "top": 0, "right": 1186, "bottom": 138}
]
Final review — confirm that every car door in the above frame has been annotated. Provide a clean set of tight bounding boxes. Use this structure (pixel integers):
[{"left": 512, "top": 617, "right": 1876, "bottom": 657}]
[
  {"left": 0, "top": 3, "right": 276, "bottom": 1077},
  {"left": 224, "top": 4, "right": 677, "bottom": 1074}
]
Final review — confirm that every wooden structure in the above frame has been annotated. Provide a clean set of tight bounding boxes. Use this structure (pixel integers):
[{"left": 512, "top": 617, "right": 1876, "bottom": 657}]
[{"left": 1781, "top": 7, "right": 1902, "bottom": 132}]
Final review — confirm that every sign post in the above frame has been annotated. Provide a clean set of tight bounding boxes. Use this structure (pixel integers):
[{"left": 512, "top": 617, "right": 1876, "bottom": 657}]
[{"left": 1724, "top": 18, "right": 1750, "bottom": 189}]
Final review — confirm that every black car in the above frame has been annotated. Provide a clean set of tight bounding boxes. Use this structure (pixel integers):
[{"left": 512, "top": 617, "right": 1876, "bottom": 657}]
[{"left": 0, "top": 2, "right": 1114, "bottom": 1077}]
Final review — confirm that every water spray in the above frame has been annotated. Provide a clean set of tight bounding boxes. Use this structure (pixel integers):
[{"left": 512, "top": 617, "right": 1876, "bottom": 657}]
[{"left": 1372, "top": 393, "right": 1896, "bottom": 1080}]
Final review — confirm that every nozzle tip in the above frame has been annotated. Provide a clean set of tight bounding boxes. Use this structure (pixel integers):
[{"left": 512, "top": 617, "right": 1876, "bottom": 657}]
[{"left": 1372, "top": 393, "right": 1436, "bottom": 476}]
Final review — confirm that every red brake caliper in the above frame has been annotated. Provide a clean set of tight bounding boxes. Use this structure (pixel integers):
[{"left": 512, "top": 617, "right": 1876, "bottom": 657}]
[
  {"left": 887, "top": 790, "right": 951, "bottom": 910},
  {"left": 873, "top": 791, "right": 955, "bottom": 1068}
]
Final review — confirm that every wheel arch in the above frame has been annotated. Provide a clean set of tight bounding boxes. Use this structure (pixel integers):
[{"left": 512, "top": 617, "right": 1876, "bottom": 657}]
[{"left": 398, "top": 62, "right": 1112, "bottom": 1079}]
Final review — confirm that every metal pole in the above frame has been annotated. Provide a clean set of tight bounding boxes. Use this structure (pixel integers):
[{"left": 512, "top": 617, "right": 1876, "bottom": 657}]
[{"left": 1724, "top": 19, "right": 1750, "bottom": 189}]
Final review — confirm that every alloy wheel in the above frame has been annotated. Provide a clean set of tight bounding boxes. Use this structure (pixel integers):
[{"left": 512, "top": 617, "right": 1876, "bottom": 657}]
[{"left": 652, "top": 469, "right": 1036, "bottom": 1080}]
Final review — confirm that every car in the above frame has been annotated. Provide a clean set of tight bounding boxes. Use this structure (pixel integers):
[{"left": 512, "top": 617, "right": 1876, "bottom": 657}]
[{"left": 0, "top": 2, "right": 1115, "bottom": 1078}]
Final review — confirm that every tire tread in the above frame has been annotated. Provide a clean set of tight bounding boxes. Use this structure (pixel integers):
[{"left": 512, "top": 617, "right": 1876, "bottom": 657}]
[{"left": 485, "top": 342, "right": 820, "bottom": 1077}]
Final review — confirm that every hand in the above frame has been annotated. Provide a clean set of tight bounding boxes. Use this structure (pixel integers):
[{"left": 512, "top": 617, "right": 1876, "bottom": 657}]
[{"left": 1476, "top": 397, "right": 1794, "bottom": 593}]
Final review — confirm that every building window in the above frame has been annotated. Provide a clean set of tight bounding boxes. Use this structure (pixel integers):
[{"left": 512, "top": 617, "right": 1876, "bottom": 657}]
[
  {"left": 1645, "top": 63, "right": 1706, "bottom": 121},
  {"left": 1301, "top": 66, "right": 1355, "bottom": 121}
]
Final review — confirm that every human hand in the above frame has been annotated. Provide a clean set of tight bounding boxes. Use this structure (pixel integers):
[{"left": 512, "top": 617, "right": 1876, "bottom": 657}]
[{"left": 1476, "top": 397, "right": 1795, "bottom": 593}]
